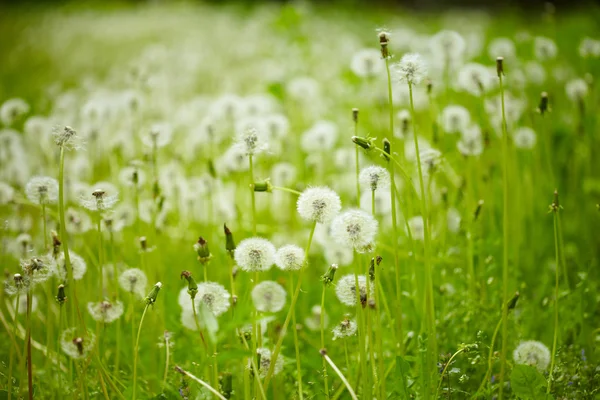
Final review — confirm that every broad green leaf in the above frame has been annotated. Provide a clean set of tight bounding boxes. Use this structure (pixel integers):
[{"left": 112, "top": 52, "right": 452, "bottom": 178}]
[
  {"left": 393, "top": 356, "right": 411, "bottom": 399},
  {"left": 510, "top": 365, "right": 551, "bottom": 400}
]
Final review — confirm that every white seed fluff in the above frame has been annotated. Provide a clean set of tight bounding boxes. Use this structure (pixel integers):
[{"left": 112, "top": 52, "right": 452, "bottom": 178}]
[
  {"left": 332, "top": 318, "right": 358, "bottom": 340},
  {"left": 274, "top": 244, "right": 305, "bottom": 271},
  {"left": 331, "top": 209, "right": 378, "bottom": 253},
  {"left": 358, "top": 166, "right": 390, "bottom": 192},
  {"left": 395, "top": 53, "right": 427, "bottom": 85},
  {"left": 335, "top": 274, "right": 373, "bottom": 306},
  {"left": 440, "top": 105, "right": 471, "bottom": 134},
  {"left": 196, "top": 282, "right": 231, "bottom": 316},
  {"left": 25, "top": 176, "right": 59, "bottom": 205},
  {"left": 87, "top": 300, "right": 124, "bottom": 323},
  {"left": 297, "top": 187, "right": 342, "bottom": 224},
  {"left": 513, "top": 127, "right": 537, "bottom": 150},
  {"left": 118, "top": 268, "right": 147, "bottom": 298},
  {"left": 251, "top": 280, "right": 287, "bottom": 313},
  {"left": 60, "top": 327, "right": 96, "bottom": 360},
  {"left": 513, "top": 340, "right": 551, "bottom": 372},
  {"left": 234, "top": 237, "right": 276, "bottom": 272},
  {"left": 256, "top": 347, "right": 284, "bottom": 378}
]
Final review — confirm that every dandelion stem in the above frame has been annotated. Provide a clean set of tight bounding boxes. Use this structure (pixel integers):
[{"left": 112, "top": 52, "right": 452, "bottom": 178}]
[
  {"left": 354, "top": 266, "right": 369, "bottom": 399},
  {"left": 435, "top": 347, "right": 466, "bottom": 399},
  {"left": 478, "top": 314, "right": 502, "bottom": 394},
  {"left": 8, "top": 294, "right": 20, "bottom": 400},
  {"left": 320, "top": 350, "right": 359, "bottom": 400},
  {"left": 191, "top": 296, "right": 208, "bottom": 350},
  {"left": 320, "top": 283, "right": 329, "bottom": 400},
  {"left": 26, "top": 290, "right": 33, "bottom": 400},
  {"left": 132, "top": 304, "right": 149, "bottom": 400},
  {"left": 291, "top": 275, "right": 305, "bottom": 399},
  {"left": 548, "top": 193, "right": 561, "bottom": 393},
  {"left": 272, "top": 186, "right": 302, "bottom": 196},
  {"left": 162, "top": 333, "right": 170, "bottom": 392},
  {"left": 249, "top": 154, "right": 257, "bottom": 236},
  {"left": 58, "top": 146, "right": 76, "bottom": 326},
  {"left": 263, "top": 221, "right": 317, "bottom": 389},
  {"left": 174, "top": 365, "right": 227, "bottom": 400},
  {"left": 498, "top": 68, "right": 510, "bottom": 400},
  {"left": 354, "top": 110, "right": 361, "bottom": 206},
  {"left": 408, "top": 81, "right": 437, "bottom": 396}
]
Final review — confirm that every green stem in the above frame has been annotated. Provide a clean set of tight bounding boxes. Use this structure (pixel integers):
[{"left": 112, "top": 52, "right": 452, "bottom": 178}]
[
  {"left": 132, "top": 304, "right": 149, "bottom": 400},
  {"left": 321, "top": 352, "right": 358, "bottom": 400},
  {"left": 8, "top": 294, "right": 20, "bottom": 400},
  {"left": 548, "top": 207, "right": 560, "bottom": 393},
  {"left": 249, "top": 154, "right": 257, "bottom": 236},
  {"left": 58, "top": 147, "right": 76, "bottom": 326},
  {"left": 409, "top": 81, "right": 436, "bottom": 396},
  {"left": 354, "top": 269, "right": 369, "bottom": 399},
  {"left": 162, "top": 333, "right": 170, "bottom": 392},
  {"left": 320, "top": 285, "right": 329, "bottom": 400},
  {"left": 354, "top": 117, "right": 361, "bottom": 206},
  {"left": 291, "top": 276, "right": 305, "bottom": 399},
  {"left": 498, "top": 72, "right": 510, "bottom": 400},
  {"left": 272, "top": 186, "right": 301, "bottom": 196},
  {"left": 174, "top": 366, "right": 227, "bottom": 400},
  {"left": 477, "top": 316, "right": 502, "bottom": 395},
  {"left": 26, "top": 291, "right": 33, "bottom": 400},
  {"left": 263, "top": 221, "right": 317, "bottom": 389},
  {"left": 435, "top": 348, "right": 466, "bottom": 399}
]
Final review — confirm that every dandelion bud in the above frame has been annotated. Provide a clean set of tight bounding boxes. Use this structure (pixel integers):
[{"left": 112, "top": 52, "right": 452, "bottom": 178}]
[
  {"left": 253, "top": 179, "right": 273, "bottom": 193},
  {"left": 232, "top": 295, "right": 238, "bottom": 306},
  {"left": 496, "top": 57, "right": 504, "bottom": 77},
  {"left": 220, "top": 372, "right": 233, "bottom": 399},
  {"left": 321, "top": 264, "right": 338, "bottom": 286},
  {"left": 352, "top": 108, "right": 359, "bottom": 123},
  {"left": 319, "top": 348, "right": 327, "bottom": 356},
  {"left": 427, "top": 79, "right": 433, "bottom": 95},
  {"left": 538, "top": 92, "right": 549, "bottom": 115},
  {"left": 382, "top": 138, "right": 391, "bottom": 161},
  {"left": 194, "top": 237, "right": 213, "bottom": 264},
  {"left": 507, "top": 291, "right": 520, "bottom": 310},
  {"left": 369, "top": 258, "right": 375, "bottom": 282},
  {"left": 139, "top": 236, "right": 148, "bottom": 252},
  {"left": 51, "top": 231, "right": 61, "bottom": 259},
  {"left": 351, "top": 135, "right": 374, "bottom": 150},
  {"left": 223, "top": 224, "right": 236, "bottom": 256},
  {"left": 56, "top": 284, "right": 67, "bottom": 305},
  {"left": 181, "top": 270, "right": 198, "bottom": 299},
  {"left": 145, "top": 282, "right": 162, "bottom": 306},
  {"left": 473, "top": 200, "right": 484, "bottom": 221}
]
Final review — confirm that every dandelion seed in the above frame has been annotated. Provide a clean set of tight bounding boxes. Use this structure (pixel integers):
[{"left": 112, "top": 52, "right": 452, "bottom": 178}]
[
  {"left": 234, "top": 237, "right": 276, "bottom": 272},
  {"left": 87, "top": 300, "right": 124, "bottom": 323},
  {"left": 21, "top": 256, "right": 53, "bottom": 284},
  {"left": 25, "top": 176, "right": 59, "bottom": 205},
  {"left": 4, "top": 273, "right": 30, "bottom": 296},
  {"left": 394, "top": 53, "right": 427, "bottom": 85},
  {"left": 251, "top": 280, "right": 287, "bottom": 313},
  {"left": 331, "top": 209, "right": 378, "bottom": 253},
  {"left": 332, "top": 317, "right": 358, "bottom": 340},
  {"left": 118, "top": 268, "right": 147, "bottom": 298},
  {"left": 255, "top": 347, "right": 284, "bottom": 378},
  {"left": 513, "top": 127, "right": 537, "bottom": 149},
  {"left": 358, "top": 166, "right": 390, "bottom": 192},
  {"left": 335, "top": 274, "right": 372, "bottom": 307},
  {"left": 513, "top": 340, "right": 551, "bottom": 372},
  {"left": 80, "top": 188, "right": 119, "bottom": 212},
  {"left": 274, "top": 244, "right": 305, "bottom": 271},
  {"left": 60, "top": 327, "right": 95, "bottom": 359},
  {"left": 297, "top": 187, "right": 342, "bottom": 224}
]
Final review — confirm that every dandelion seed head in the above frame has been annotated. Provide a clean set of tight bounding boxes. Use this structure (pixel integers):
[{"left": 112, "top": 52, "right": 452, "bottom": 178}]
[
  {"left": 0, "top": 98, "right": 30, "bottom": 126},
  {"left": 579, "top": 37, "right": 600, "bottom": 59},
  {"left": 440, "top": 105, "right": 471, "bottom": 134},
  {"left": 300, "top": 120, "right": 338, "bottom": 152},
  {"left": 274, "top": 244, "right": 305, "bottom": 271},
  {"left": 395, "top": 53, "right": 427, "bottom": 85},
  {"left": 60, "top": 327, "right": 95, "bottom": 359},
  {"left": 513, "top": 340, "right": 551, "bottom": 372},
  {"left": 534, "top": 36, "right": 558, "bottom": 61},
  {"left": 142, "top": 122, "right": 173, "bottom": 148},
  {"left": 335, "top": 274, "right": 372, "bottom": 306},
  {"left": 350, "top": 48, "right": 384, "bottom": 78},
  {"left": 359, "top": 166, "right": 390, "bottom": 192},
  {"left": 457, "top": 125, "right": 483, "bottom": 156},
  {"left": 53, "top": 125, "right": 82, "bottom": 150},
  {"left": 565, "top": 78, "right": 588, "bottom": 102},
  {"left": 234, "top": 237, "right": 276, "bottom": 272},
  {"left": 256, "top": 347, "right": 284, "bottom": 378},
  {"left": 330, "top": 209, "right": 378, "bottom": 253},
  {"left": 457, "top": 63, "right": 495, "bottom": 96},
  {"left": 513, "top": 127, "right": 537, "bottom": 150},
  {"left": 21, "top": 256, "right": 53, "bottom": 284},
  {"left": 25, "top": 176, "right": 58, "bottom": 205},
  {"left": 197, "top": 282, "right": 231, "bottom": 316},
  {"left": 408, "top": 216, "right": 425, "bottom": 241},
  {"left": 118, "top": 268, "right": 147, "bottom": 297},
  {"left": 14, "top": 294, "right": 38, "bottom": 314},
  {"left": 80, "top": 188, "right": 119, "bottom": 212},
  {"left": 4, "top": 273, "right": 30, "bottom": 296},
  {"left": 332, "top": 317, "right": 358, "bottom": 340},
  {"left": 87, "top": 300, "right": 124, "bottom": 323},
  {"left": 0, "top": 181, "right": 15, "bottom": 204},
  {"left": 304, "top": 305, "right": 328, "bottom": 332},
  {"left": 296, "top": 187, "right": 341, "bottom": 224},
  {"left": 251, "top": 280, "right": 287, "bottom": 313},
  {"left": 447, "top": 208, "right": 462, "bottom": 234}
]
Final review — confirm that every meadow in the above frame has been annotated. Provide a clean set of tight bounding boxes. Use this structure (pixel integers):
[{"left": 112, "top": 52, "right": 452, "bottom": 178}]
[{"left": 0, "top": 2, "right": 599, "bottom": 398}]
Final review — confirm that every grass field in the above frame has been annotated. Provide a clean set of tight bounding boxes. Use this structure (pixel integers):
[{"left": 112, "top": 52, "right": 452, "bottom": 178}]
[{"left": 1, "top": 2, "right": 600, "bottom": 399}]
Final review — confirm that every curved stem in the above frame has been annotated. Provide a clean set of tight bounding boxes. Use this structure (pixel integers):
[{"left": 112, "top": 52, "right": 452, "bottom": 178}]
[
  {"left": 321, "top": 352, "right": 358, "bottom": 400},
  {"left": 132, "top": 305, "right": 149, "bottom": 400},
  {"left": 477, "top": 318, "right": 502, "bottom": 395},
  {"left": 435, "top": 348, "right": 466, "bottom": 399},
  {"left": 291, "top": 276, "right": 305, "bottom": 399},
  {"left": 175, "top": 366, "right": 227, "bottom": 400},
  {"left": 320, "top": 285, "right": 329, "bottom": 400},
  {"left": 272, "top": 186, "right": 301, "bottom": 196}
]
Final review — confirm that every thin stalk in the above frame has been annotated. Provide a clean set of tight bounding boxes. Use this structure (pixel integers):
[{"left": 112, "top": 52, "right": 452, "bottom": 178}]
[
  {"left": 291, "top": 275, "right": 305, "bottom": 399},
  {"left": 8, "top": 294, "right": 21, "bottom": 400},
  {"left": 239, "top": 329, "right": 267, "bottom": 400},
  {"left": 409, "top": 81, "right": 436, "bottom": 395},
  {"left": 548, "top": 199, "right": 561, "bottom": 393},
  {"left": 320, "top": 285, "right": 329, "bottom": 400},
  {"left": 191, "top": 298, "right": 208, "bottom": 350},
  {"left": 354, "top": 270, "right": 369, "bottom": 399},
  {"left": 132, "top": 304, "right": 149, "bottom": 400},
  {"left": 435, "top": 348, "right": 466, "bottom": 399},
  {"left": 174, "top": 366, "right": 227, "bottom": 400},
  {"left": 272, "top": 186, "right": 302, "bottom": 196},
  {"left": 26, "top": 291, "right": 33, "bottom": 400},
  {"left": 162, "top": 333, "right": 170, "bottom": 391},
  {"left": 477, "top": 317, "right": 502, "bottom": 395},
  {"left": 263, "top": 221, "right": 317, "bottom": 389},
  {"left": 388, "top": 154, "right": 403, "bottom": 355},
  {"left": 354, "top": 112, "right": 361, "bottom": 206},
  {"left": 42, "top": 203, "right": 48, "bottom": 250},
  {"left": 498, "top": 71, "right": 510, "bottom": 400},
  {"left": 249, "top": 154, "right": 257, "bottom": 235},
  {"left": 321, "top": 351, "right": 359, "bottom": 400},
  {"left": 58, "top": 147, "right": 76, "bottom": 326}
]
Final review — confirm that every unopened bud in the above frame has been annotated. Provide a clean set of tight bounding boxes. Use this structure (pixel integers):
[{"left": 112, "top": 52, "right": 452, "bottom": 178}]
[
  {"left": 473, "top": 200, "right": 484, "bottom": 221},
  {"left": 496, "top": 57, "right": 504, "bottom": 77},
  {"left": 194, "top": 237, "right": 213, "bottom": 264},
  {"left": 382, "top": 138, "right": 391, "bottom": 161},
  {"left": 507, "top": 291, "right": 520, "bottom": 310},
  {"left": 321, "top": 264, "right": 338, "bottom": 285},
  {"left": 369, "top": 258, "right": 375, "bottom": 282},
  {"left": 538, "top": 92, "right": 549, "bottom": 115},
  {"left": 378, "top": 31, "right": 390, "bottom": 59},
  {"left": 181, "top": 271, "right": 198, "bottom": 299},
  {"left": 56, "top": 284, "right": 67, "bottom": 305},
  {"left": 145, "top": 282, "right": 162, "bottom": 305},
  {"left": 224, "top": 224, "right": 236, "bottom": 256},
  {"left": 253, "top": 179, "right": 273, "bottom": 193},
  {"left": 352, "top": 136, "right": 375, "bottom": 150},
  {"left": 352, "top": 108, "right": 359, "bottom": 123},
  {"left": 220, "top": 372, "right": 233, "bottom": 399}
]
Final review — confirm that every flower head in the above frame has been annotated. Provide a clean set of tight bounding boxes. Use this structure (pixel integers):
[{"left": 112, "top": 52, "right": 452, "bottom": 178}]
[
  {"left": 330, "top": 209, "right": 378, "bottom": 253},
  {"left": 54, "top": 250, "right": 88, "bottom": 281},
  {"left": 87, "top": 300, "right": 124, "bottom": 323},
  {"left": 457, "top": 125, "right": 484, "bottom": 157},
  {"left": 359, "top": 166, "right": 390, "bottom": 192},
  {"left": 234, "top": 126, "right": 268, "bottom": 156},
  {"left": 407, "top": 216, "right": 425, "bottom": 241},
  {"left": 251, "top": 280, "right": 287, "bottom": 313},
  {"left": 457, "top": 63, "right": 494, "bottom": 96},
  {"left": 296, "top": 187, "right": 341, "bottom": 224},
  {"left": 118, "top": 268, "right": 147, "bottom": 298},
  {"left": 304, "top": 305, "right": 328, "bottom": 331},
  {"left": 300, "top": 120, "right": 338, "bottom": 153},
  {"left": 440, "top": 106, "right": 471, "bottom": 134},
  {"left": 534, "top": 37, "right": 558, "bottom": 61},
  {"left": 60, "top": 327, "right": 96, "bottom": 359},
  {"left": 25, "top": 176, "right": 59, "bottom": 205},
  {"left": 513, "top": 340, "right": 551, "bottom": 372},
  {"left": 256, "top": 347, "right": 284, "bottom": 378},
  {"left": 395, "top": 53, "right": 427, "bottom": 85},
  {"left": 4, "top": 273, "right": 30, "bottom": 296},
  {"left": 80, "top": 188, "right": 119, "bottom": 212},
  {"left": 350, "top": 49, "right": 383, "bottom": 78},
  {"left": 53, "top": 125, "right": 83, "bottom": 150},
  {"left": 196, "top": 282, "right": 231, "bottom": 316},
  {"left": 234, "top": 237, "right": 276, "bottom": 272},
  {"left": 274, "top": 244, "right": 305, "bottom": 271},
  {"left": 332, "top": 317, "right": 358, "bottom": 340},
  {"left": 565, "top": 78, "right": 588, "bottom": 102},
  {"left": 513, "top": 127, "right": 537, "bottom": 149},
  {"left": 335, "top": 274, "right": 372, "bottom": 306},
  {"left": 21, "top": 256, "right": 53, "bottom": 284},
  {"left": 0, "top": 98, "right": 29, "bottom": 126}
]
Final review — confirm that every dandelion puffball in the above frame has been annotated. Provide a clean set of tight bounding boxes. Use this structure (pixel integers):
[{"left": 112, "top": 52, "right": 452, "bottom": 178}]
[
  {"left": 251, "top": 280, "right": 287, "bottom": 313},
  {"left": 297, "top": 187, "right": 342, "bottom": 224},
  {"left": 234, "top": 237, "right": 276, "bottom": 272},
  {"left": 25, "top": 176, "right": 59, "bottom": 205},
  {"left": 359, "top": 166, "right": 390, "bottom": 192},
  {"left": 335, "top": 274, "right": 372, "bottom": 306},
  {"left": 395, "top": 53, "right": 427, "bottom": 85},
  {"left": 274, "top": 244, "right": 305, "bottom": 271},
  {"left": 330, "top": 209, "right": 378, "bottom": 253},
  {"left": 513, "top": 340, "right": 551, "bottom": 372}
]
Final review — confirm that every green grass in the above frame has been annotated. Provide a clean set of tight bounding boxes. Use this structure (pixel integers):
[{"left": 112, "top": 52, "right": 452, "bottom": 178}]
[{"left": 0, "top": 2, "right": 599, "bottom": 399}]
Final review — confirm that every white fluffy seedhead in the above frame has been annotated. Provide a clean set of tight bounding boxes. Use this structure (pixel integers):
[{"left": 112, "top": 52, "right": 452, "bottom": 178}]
[
  {"left": 118, "top": 268, "right": 147, "bottom": 298},
  {"left": 395, "top": 53, "right": 427, "bottom": 85},
  {"left": 440, "top": 105, "right": 471, "bottom": 134},
  {"left": 513, "top": 340, "right": 551, "bottom": 372},
  {"left": 296, "top": 187, "right": 342, "bottom": 224},
  {"left": 87, "top": 300, "right": 124, "bottom": 323},
  {"left": 513, "top": 127, "right": 537, "bottom": 150},
  {"left": 60, "top": 327, "right": 96, "bottom": 359},
  {"left": 25, "top": 176, "right": 59, "bottom": 205},
  {"left": 359, "top": 166, "right": 390, "bottom": 192},
  {"left": 330, "top": 209, "right": 378, "bottom": 253},
  {"left": 274, "top": 244, "right": 305, "bottom": 271},
  {"left": 256, "top": 347, "right": 284, "bottom": 378},
  {"left": 251, "top": 280, "right": 287, "bottom": 313},
  {"left": 335, "top": 274, "right": 373, "bottom": 306},
  {"left": 196, "top": 282, "right": 231, "bottom": 317},
  {"left": 332, "top": 317, "right": 358, "bottom": 340},
  {"left": 234, "top": 237, "right": 276, "bottom": 272}
]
